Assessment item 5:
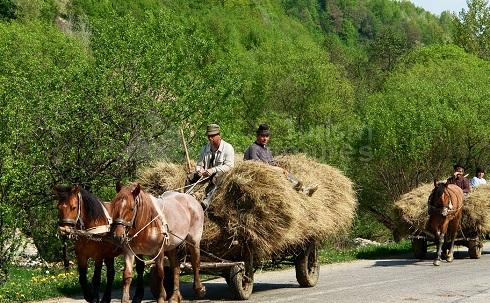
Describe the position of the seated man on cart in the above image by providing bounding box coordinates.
[446,164,471,195]
[187,123,235,210]
[244,123,317,196]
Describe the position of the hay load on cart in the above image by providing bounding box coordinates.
[137,154,357,299]
[394,183,490,259]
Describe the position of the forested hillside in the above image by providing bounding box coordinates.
[1,0,489,283]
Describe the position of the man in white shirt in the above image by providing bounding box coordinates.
[188,123,234,209]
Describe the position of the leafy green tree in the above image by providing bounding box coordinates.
[454,0,490,60]
[356,45,490,237]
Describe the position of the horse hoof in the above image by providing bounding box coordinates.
[446,255,454,263]
[195,285,207,299]
[433,259,441,266]
[168,294,183,303]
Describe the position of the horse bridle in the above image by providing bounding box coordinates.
[59,192,84,229]
[429,187,459,217]
[112,194,141,233]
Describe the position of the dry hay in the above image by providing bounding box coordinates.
[206,160,306,259]
[275,154,357,240]
[394,183,490,235]
[461,185,490,234]
[136,161,188,193]
[394,183,433,231]
[136,154,357,260]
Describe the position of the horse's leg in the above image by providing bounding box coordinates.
[91,259,103,303]
[77,255,94,302]
[132,257,145,303]
[167,249,183,303]
[154,254,167,303]
[434,231,445,266]
[101,257,114,303]
[121,253,135,303]
[446,218,460,263]
[187,239,206,299]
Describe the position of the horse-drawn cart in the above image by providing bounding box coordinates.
[177,238,319,300]
[395,183,490,262]
[138,155,357,300]
[410,228,483,260]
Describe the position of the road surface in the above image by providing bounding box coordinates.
[39,243,490,302]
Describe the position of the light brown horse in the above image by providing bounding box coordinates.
[54,185,145,303]
[111,183,206,303]
[428,181,464,266]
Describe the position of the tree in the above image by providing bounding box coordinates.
[356,45,490,237]
[454,0,490,60]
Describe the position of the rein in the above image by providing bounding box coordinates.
[114,193,170,265]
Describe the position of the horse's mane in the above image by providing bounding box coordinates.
[80,188,107,221]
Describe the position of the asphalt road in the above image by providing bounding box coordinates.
[39,243,490,303]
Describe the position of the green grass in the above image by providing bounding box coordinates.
[319,240,412,264]
[0,267,80,302]
[0,241,412,302]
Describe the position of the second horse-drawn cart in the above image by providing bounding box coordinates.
[395,182,489,262]
[410,228,483,260]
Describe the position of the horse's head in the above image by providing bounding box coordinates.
[53,185,81,236]
[429,181,453,216]
[111,183,141,243]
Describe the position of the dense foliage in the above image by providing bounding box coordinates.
[0,0,489,286]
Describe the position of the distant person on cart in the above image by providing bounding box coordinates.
[470,166,487,188]
[244,123,317,196]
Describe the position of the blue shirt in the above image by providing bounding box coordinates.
[470,176,487,188]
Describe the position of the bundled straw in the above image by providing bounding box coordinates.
[137,154,357,260]
[394,183,490,235]
[137,161,188,193]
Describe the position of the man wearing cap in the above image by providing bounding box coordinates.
[244,124,317,196]
[470,166,487,188]
[244,124,275,164]
[190,123,235,209]
[446,164,471,194]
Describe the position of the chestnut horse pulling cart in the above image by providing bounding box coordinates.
[395,182,488,264]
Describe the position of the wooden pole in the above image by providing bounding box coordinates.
[180,127,192,173]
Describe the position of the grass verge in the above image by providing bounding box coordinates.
[0,240,412,302]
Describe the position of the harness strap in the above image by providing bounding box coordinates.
[99,200,112,225]
[150,195,170,245]
[84,199,113,234]
[76,192,84,230]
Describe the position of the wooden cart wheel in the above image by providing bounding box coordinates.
[411,238,427,259]
[150,266,174,299]
[229,264,254,300]
[468,239,482,259]
[295,241,319,287]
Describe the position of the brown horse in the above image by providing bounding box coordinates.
[54,185,145,303]
[111,183,206,303]
[428,181,464,266]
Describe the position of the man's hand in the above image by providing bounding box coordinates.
[202,168,214,177]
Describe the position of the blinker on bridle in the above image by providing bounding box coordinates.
[113,194,140,229]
